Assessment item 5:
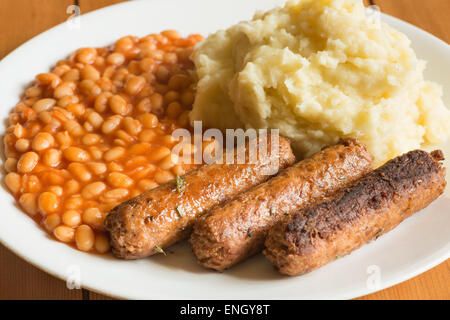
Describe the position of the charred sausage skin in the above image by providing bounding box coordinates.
[264,150,446,276]
[104,134,295,259]
[190,139,374,271]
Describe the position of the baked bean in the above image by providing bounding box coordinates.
[19,193,38,216]
[32,98,56,113]
[148,146,171,162]
[88,146,104,160]
[54,226,75,243]
[15,139,30,152]
[138,129,157,142]
[128,143,151,155]
[101,115,122,134]
[164,90,180,104]
[101,188,129,202]
[64,119,84,136]
[48,185,63,197]
[4,157,18,172]
[115,37,134,54]
[136,98,151,113]
[163,52,178,65]
[32,132,55,151]
[77,48,97,64]
[158,154,179,170]
[125,156,148,168]
[166,102,182,118]
[138,179,158,191]
[156,65,170,82]
[125,76,146,95]
[114,139,126,147]
[154,170,175,184]
[24,175,41,193]
[12,124,25,138]
[94,92,112,113]
[137,113,158,128]
[87,162,107,175]
[95,234,110,253]
[150,93,164,116]
[161,134,177,146]
[177,110,190,127]
[108,162,124,172]
[54,82,74,99]
[106,52,125,66]
[65,196,83,210]
[5,172,21,193]
[168,74,190,90]
[62,210,81,227]
[122,117,142,136]
[82,133,101,146]
[83,80,102,96]
[82,208,103,228]
[64,180,80,195]
[58,95,80,108]
[161,29,180,40]
[17,152,39,173]
[68,163,92,182]
[64,147,90,162]
[4,31,203,253]
[42,149,61,167]
[115,130,134,143]
[109,95,129,115]
[44,214,61,231]
[103,146,125,161]
[55,131,72,147]
[47,171,68,187]
[36,73,61,88]
[67,103,86,117]
[128,164,156,180]
[172,164,186,176]
[26,86,43,98]
[81,64,100,81]
[38,191,59,215]
[62,69,80,82]
[107,172,134,188]
[86,110,104,128]
[75,225,95,251]
[81,182,106,199]
[180,90,195,107]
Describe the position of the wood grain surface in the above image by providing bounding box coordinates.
[0,0,449,300]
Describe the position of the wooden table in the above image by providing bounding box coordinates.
[0,0,449,300]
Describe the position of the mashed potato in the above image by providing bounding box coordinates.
[190,0,450,166]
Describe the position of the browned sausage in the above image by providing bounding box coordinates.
[104,134,295,259]
[263,150,446,276]
[190,139,374,271]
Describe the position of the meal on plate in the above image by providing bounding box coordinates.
[2,0,449,276]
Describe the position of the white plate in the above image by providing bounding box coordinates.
[0,0,449,300]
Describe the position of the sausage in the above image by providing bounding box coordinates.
[263,150,446,276]
[104,134,295,259]
[190,139,374,271]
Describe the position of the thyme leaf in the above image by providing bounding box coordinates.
[375,229,383,240]
[153,245,166,255]
[176,175,185,193]
[176,206,184,218]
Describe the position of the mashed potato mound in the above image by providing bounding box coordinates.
[190,0,450,166]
